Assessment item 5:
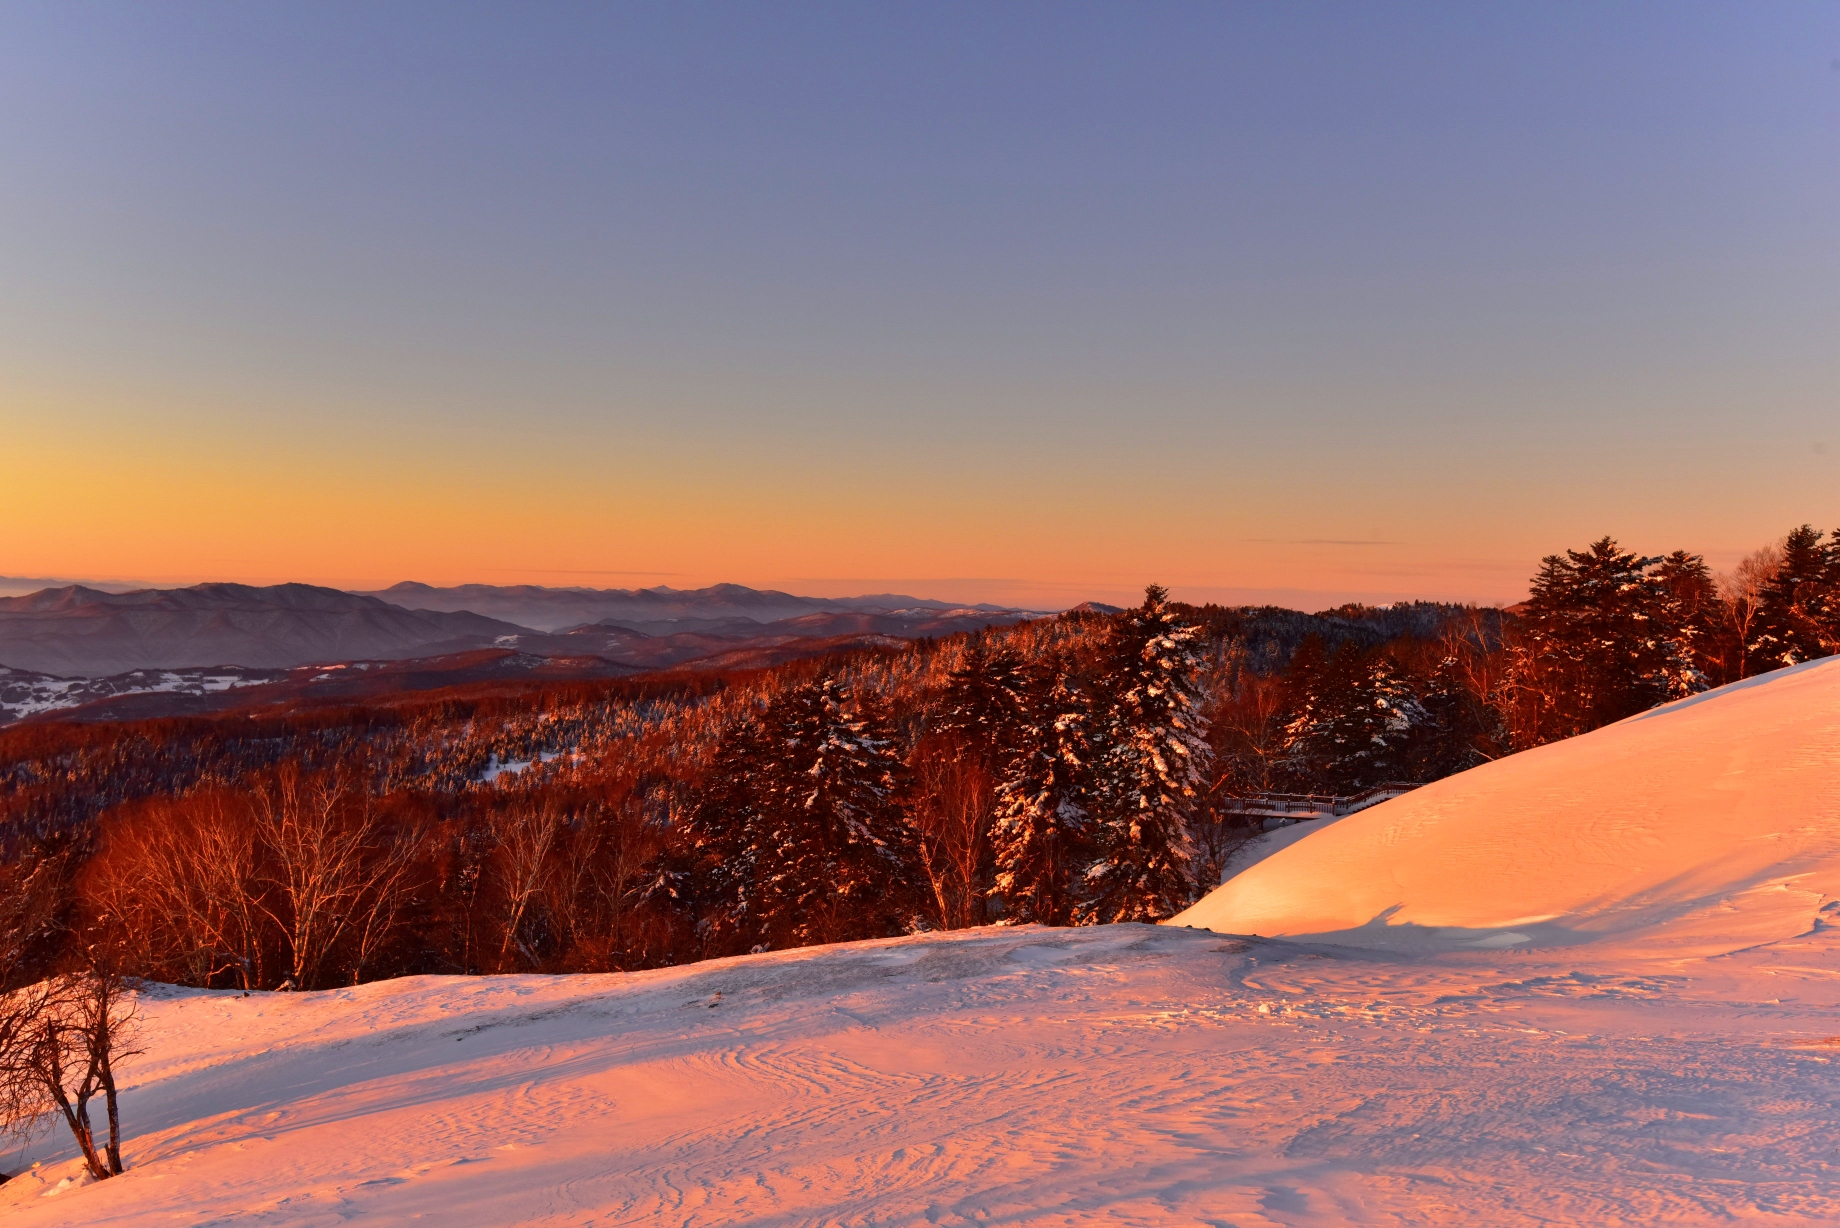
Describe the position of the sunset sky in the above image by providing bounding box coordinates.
[4,3,1836,610]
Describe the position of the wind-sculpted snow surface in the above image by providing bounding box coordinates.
[1176,656,1840,957]
[7,922,1840,1225]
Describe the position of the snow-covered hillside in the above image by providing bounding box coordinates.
[1175,656,1840,957]
[8,658,1840,1225]
[0,664,285,724]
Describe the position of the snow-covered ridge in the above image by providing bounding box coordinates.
[1176,655,1840,957]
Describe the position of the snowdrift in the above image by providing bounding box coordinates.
[1174,657,1840,956]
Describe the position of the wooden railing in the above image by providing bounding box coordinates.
[1216,781,1421,822]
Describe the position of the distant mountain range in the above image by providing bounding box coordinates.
[488,609,1023,670]
[356,581,1021,634]
[0,581,1046,708]
[0,584,527,677]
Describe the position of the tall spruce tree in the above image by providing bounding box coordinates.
[932,638,1029,773]
[1515,537,1701,743]
[1746,525,1840,674]
[1409,650,1501,782]
[1280,643,1428,793]
[679,678,920,952]
[1081,585,1213,923]
[1651,549,1725,691]
[677,713,775,955]
[991,657,1090,926]
[757,678,921,948]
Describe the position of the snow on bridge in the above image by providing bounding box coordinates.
[1219,781,1421,828]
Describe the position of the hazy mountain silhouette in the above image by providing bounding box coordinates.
[0,583,531,676]
[0,580,1044,684]
[360,581,1026,633]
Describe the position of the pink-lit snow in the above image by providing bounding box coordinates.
[5,659,1840,1225]
[1174,655,1840,958]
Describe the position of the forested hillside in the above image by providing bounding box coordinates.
[2,528,1835,993]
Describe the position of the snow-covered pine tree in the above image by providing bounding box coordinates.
[931,637,1029,773]
[1279,643,1427,793]
[758,678,921,948]
[1746,525,1840,674]
[1514,537,1702,743]
[991,656,1090,926]
[1408,648,1502,782]
[675,712,775,955]
[1650,549,1723,694]
[1080,585,1214,924]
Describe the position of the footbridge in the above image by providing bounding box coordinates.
[1219,781,1421,830]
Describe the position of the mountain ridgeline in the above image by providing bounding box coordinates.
[0,583,526,677]
[357,581,1021,634]
[0,582,1043,721]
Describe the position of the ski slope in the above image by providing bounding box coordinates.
[6,659,1840,1225]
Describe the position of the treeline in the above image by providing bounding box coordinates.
[1,525,1836,994]
[1209,530,1840,796]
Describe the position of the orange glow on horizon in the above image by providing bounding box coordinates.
[6,378,1827,611]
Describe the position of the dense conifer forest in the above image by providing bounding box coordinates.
[2,527,1836,994]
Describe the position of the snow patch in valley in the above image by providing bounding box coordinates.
[478,749,563,782]
[0,665,280,722]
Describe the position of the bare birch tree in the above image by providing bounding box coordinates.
[253,770,416,990]
[1,955,139,1182]
[490,803,566,971]
[1720,542,1785,680]
[88,796,266,990]
[909,745,993,929]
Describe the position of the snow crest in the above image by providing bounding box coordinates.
[1174,656,1840,957]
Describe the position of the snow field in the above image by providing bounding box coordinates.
[6,921,1840,1226]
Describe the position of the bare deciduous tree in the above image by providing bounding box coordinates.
[253,769,417,990]
[1202,650,1291,796]
[490,803,566,971]
[87,796,266,990]
[587,792,651,969]
[1,947,139,1183]
[550,787,660,972]
[0,978,57,1168]
[909,743,993,929]
[1720,542,1785,680]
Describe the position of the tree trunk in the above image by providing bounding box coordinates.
[49,1086,109,1181]
[100,1052,123,1174]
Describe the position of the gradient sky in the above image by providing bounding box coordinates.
[3,3,1836,609]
